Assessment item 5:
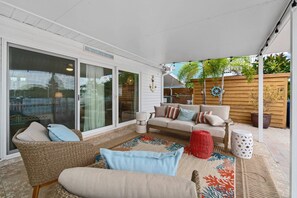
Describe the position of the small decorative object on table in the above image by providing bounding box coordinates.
[136,112,147,133]
[190,130,213,159]
[231,129,253,159]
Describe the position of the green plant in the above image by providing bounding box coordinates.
[177,62,199,88]
[250,85,284,113]
[253,53,290,74]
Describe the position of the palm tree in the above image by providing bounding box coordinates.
[177,61,199,89]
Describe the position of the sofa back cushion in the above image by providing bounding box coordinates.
[165,106,180,119]
[59,167,198,198]
[161,103,179,108]
[154,106,167,117]
[200,105,230,121]
[100,148,184,176]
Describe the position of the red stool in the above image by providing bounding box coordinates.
[190,130,213,159]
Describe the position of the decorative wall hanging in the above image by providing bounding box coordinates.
[210,86,222,97]
[149,75,157,92]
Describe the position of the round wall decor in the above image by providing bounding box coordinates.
[210,86,222,97]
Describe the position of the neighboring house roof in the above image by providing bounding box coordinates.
[164,73,185,88]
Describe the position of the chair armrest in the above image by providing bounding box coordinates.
[191,170,201,198]
[149,112,155,119]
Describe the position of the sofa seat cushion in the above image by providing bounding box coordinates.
[193,124,225,138]
[59,167,198,198]
[167,120,196,132]
[148,117,172,128]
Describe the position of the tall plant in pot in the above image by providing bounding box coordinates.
[250,85,284,128]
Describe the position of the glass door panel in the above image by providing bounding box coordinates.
[118,71,139,123]
[8,46,75,153]
[80,63,113,132]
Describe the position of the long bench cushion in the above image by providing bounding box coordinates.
[59,167,198,198]
[201,105,230,121]
[148,117,173,128]
[167,120,196,132]
[193,124,225,138]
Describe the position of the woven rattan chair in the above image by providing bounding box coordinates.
[12,128,97,198]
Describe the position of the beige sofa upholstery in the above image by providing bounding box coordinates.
[57,167,200,198]
[147,103,232,151]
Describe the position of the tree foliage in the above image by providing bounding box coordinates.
[253,53,290,74]
[177,62,199,88]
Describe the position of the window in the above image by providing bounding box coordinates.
[118,71,139,123]
[8,45,76,153]
[80,63,113,131]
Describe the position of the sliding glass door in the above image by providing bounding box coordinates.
[8,45,75,153]
[118,70,139,123]
[80,63,113,131]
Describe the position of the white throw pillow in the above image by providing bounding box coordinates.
[17,121,50,141]
[205,115,225,126]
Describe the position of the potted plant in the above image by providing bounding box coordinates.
[250,85,283,128]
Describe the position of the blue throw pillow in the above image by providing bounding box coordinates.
[176,108,196,121]
[47,124,80,142]
[100,147,184,176]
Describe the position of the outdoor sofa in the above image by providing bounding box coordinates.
[147,103,232,151]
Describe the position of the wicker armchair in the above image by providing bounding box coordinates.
[12,128,97,198]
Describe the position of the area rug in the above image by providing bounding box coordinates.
[98,135,236,198]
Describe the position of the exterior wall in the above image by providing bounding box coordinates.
[193,73,289,128]
[0,16,161,158]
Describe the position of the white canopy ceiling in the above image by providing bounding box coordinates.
[0,0,290,66]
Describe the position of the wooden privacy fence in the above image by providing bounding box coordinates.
[164,88,193,104]
[192,73,290,128]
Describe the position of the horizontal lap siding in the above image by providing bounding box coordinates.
[193,73,289,128]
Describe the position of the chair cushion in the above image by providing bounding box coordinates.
[16,121,50,141]
[176,108,196,121]
[201,105,230,120]
[167,120,196,132]
[48,124,80,142]
[148,117,172,127]
[205,115,225,126]
[193,124,225,138]
[59,167,198,198]
[100,148,184,176]
[154,106,167,117]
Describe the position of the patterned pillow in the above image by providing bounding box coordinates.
[195,111,212,124]
[165,106,180,119]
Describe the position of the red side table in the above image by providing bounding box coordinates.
[190,130,213,159]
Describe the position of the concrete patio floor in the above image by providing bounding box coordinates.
[0,123,290,198]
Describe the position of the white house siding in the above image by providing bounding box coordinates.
[0,16,161,158]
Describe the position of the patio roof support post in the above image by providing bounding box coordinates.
[290,5,297,197]
[258,55,264,142]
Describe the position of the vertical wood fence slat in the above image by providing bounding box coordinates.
[192,73,290,128]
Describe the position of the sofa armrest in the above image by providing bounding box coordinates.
[223,119,233,151]
[224,118,233,125]
[149,112,155,119]
[191,170,201,198]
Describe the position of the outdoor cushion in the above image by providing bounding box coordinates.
[100,148,184,176]
[48,124,80,142]
[59,167,197,198]
[167,120,196,132]
[176,108,196,121]
[179,104,200,121]
[195,111,212,124]
[201,105,230,121]
[148,117,172,128]
[205,115,225,126]
[154,106,167,117]
[165,106,180,119]
[193,124,225,138]
[17,121,50,141]
[160,102,179,108]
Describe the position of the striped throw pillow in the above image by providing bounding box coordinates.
[165,106,180,119]
[195,111,212,124]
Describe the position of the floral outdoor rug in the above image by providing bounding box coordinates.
[97,135,236,198]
